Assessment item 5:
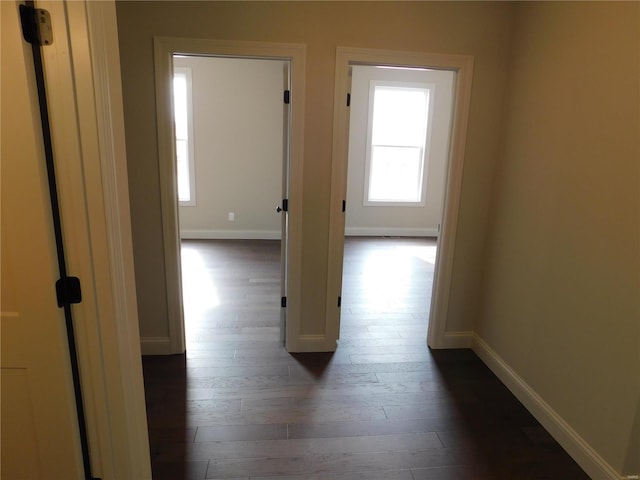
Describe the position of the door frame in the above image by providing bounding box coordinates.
[326,47,474,349]
[153,37,305,353]
[17,0,152,477]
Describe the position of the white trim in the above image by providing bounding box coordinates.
[154,37,305,354]
[154,38,187,355]
[288,335,337,353]
[472,335,625,480]
[345,227,438,237]
[180,229,281,240]
[140,337,174,356]
[438,331,474,349]
[43,1,151,478]
[327,47,474,351]
[82,3,152,478]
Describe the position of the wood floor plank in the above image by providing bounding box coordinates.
[213,380,437,402]
[151,461,209,480]
[336,336,430,348]
[185,356,298,368]
[153,405,389,428]
[349,353,434,364]
[185,365,290,378]
[195,424,287,443]
[204,447,465,478]
[289,361,436,375]
[411,465,494,480]
[253,469,414,480]
[159,432,443,463]
[239,390,453,413]
[287,417,464,440]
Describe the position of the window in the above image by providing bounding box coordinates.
[173,67,196,205]
[364,81,433,205]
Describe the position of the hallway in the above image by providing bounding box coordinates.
[142,238,588,479]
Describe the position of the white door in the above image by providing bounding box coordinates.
[1,2,83,478]
[280,61,292,345]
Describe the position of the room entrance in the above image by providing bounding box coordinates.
[339,65,454,341]
[171,55,289,348]
[327,48,475,349]
[153,38,305,354]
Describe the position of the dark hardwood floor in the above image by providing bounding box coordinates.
[142,237,589,480]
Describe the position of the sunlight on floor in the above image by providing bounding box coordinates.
[410,244,437,264]
[181,247,220,320]
[360,243,436,311]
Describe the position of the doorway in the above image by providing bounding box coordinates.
[340,65,455,339]
[153,38,305,354]
[327,47,474,349]
[170,55,288,347]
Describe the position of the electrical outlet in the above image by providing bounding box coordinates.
[228,212,235,221]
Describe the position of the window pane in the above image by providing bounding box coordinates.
[173,75,188,140]
[176,139,190,201]
[371,87,429,147]
[368,146,423,202]
[173,70,193,203]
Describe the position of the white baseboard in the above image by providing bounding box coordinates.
[472,334,625,480]
[287,334,337,353]
[180,229,281,240]
[344,227,438,237]
[429,330,473,349]
[140,336,173,355]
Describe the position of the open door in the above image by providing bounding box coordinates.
[279,61,292,345]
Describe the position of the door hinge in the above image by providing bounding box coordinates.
[281,296,287,308]
[284,90,291,104]
[342,200,346,212]
[346,93,351,107]
[337,296,342,308]
[20,5,54,46]
[55,276,82,308]
[282,198,288,212]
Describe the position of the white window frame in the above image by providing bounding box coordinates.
[363,80,435,207]
[173,66,196,206]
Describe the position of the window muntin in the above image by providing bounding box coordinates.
[364,82,432,205]
[173,67,196,205]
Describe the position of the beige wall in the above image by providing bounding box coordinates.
[116,1,515,337]
[116,1,639,474]
[345,65,454,236]
[175,56,285,239]
[479,2,640,475]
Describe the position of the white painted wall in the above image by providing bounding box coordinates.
[345,66,454,237]
[175,56,286,239]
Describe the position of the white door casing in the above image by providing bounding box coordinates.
[327,47,474,349]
